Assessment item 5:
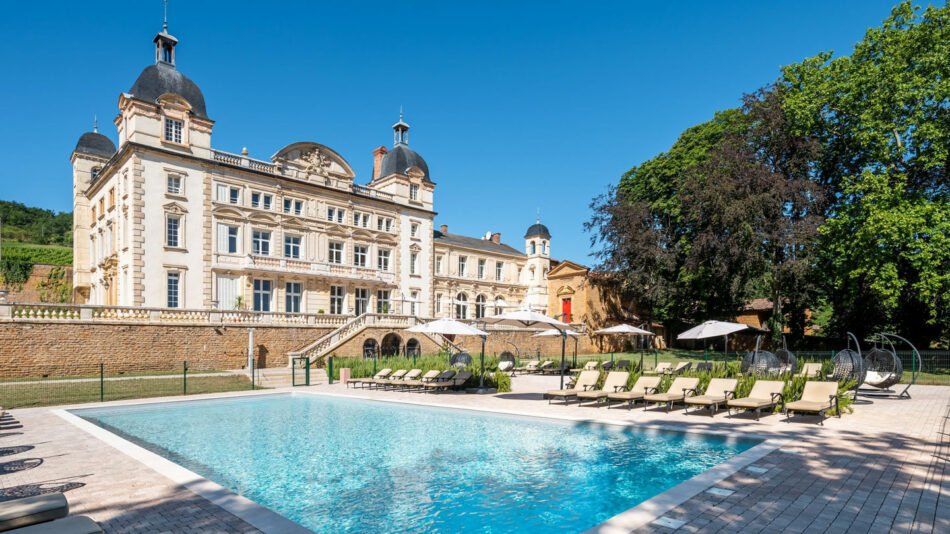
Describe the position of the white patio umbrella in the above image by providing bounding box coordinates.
[407,318,490,389]
[594,323,656,371]
[483,310,572,388]
[677,320,751,361]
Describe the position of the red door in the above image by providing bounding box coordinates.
[561,298,572,323]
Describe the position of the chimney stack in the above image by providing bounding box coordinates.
[440,224,448,234]
[372,146,387,179]
[490,232,501,244]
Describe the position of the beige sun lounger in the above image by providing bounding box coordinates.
[0,493,68,532]
[670,362,692,375]
[546,370,600,404]
[425,370,472,391]
[727,380,785,420]
[535,361,554,373]
[349,368,392,388]
[382,369,422,388]
[785,381,840,425]
[6,516,103,534]
[399,369,442,389]
[644,377,701,411]
[645,362,672,375]
[367,369,406,388]
[576,371,630,405]
[606,376,662,408]
[797,362,823,378]
[513,360,540,373]
[684,378,738,416]
[571,361,600,372]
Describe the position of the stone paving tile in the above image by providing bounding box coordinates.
[2,377,948,533]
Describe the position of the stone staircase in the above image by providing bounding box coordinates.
[287,313,452,365]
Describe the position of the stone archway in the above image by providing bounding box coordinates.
[381,333,402,356]
[406,338,421,357]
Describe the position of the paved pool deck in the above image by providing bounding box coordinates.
[1,374,947,533]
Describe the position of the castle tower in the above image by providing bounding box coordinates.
[522,219,551,314]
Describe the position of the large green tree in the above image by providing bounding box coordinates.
[780,1,950,344]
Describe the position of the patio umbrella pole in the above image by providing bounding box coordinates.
[560,331,567,389]
[479,335,486,388]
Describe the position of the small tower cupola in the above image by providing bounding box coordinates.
[393,108,409,146]
[154,2,178,67]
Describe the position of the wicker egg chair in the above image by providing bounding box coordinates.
[498,352,517,373]
[741,350,782,376]
[775,337,798,374]
[831,349,866,387]
[863,347,903,389]
[450,352,473,369]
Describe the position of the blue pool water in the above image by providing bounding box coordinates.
[75,394,758,532]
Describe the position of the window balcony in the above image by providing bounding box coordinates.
[213,253,396,284]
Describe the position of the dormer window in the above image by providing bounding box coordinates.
[409,184,419,201]
[164,118,182,144]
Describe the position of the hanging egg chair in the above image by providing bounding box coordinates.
[498,351,517,372]
[774,335,798,375]
[450,352,473,369]
[741,336,783,376]
[831,333,865,387]
[863,347,902,389]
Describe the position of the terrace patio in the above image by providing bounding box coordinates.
[1,374,947,533]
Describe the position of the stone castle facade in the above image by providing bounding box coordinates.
[70,24,551,319]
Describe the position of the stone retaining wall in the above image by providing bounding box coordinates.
[0,322,332,379]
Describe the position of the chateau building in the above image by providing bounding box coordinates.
[70,24,550,319]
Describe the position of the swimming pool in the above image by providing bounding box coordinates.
[75,394,759,532]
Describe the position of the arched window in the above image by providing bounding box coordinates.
[381,333,402,356]
[475,294,487,319]
[455,293,468,320]
[530,241,536,254]
[363,338,379,358]
[494,297,505,316]
[542,241,547,254]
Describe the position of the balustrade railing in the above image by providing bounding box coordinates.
[1,302,350,327]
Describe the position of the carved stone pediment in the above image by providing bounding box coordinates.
[163,202,188,215]
[271,142,356,180]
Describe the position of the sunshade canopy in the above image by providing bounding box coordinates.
[532,329,583,338]
[594,324,655,336]
[407,318,488,337]
[677,320,750,340]
[482,310,571,330]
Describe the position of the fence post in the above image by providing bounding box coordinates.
[704,347,709,362]
[305,357,310,386]
[183,361,188,396]
[328,357,334,385]
[99,363,104,402]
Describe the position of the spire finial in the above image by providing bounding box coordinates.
[537,207,541,224]
[399,105,403,122]
[93,115,98,133]
[163,0,168,32]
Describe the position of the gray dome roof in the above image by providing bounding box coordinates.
[74,132,116,159]
[379,144,429,180]
[128,63,208,119]
[525,223,551,239]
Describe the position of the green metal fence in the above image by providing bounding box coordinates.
[292,357,311,387]
[0,363,257,409]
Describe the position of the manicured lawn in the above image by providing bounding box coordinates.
[0,375,257,409]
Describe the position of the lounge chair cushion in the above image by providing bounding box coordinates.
[684,395,728,406]
[0,493,68,532]
[727,397,776,409]
[5,516,103,534]
[784,400,833,413]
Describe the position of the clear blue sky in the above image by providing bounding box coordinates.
[0,0,902,263]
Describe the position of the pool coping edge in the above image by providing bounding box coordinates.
[53,407,314,534]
